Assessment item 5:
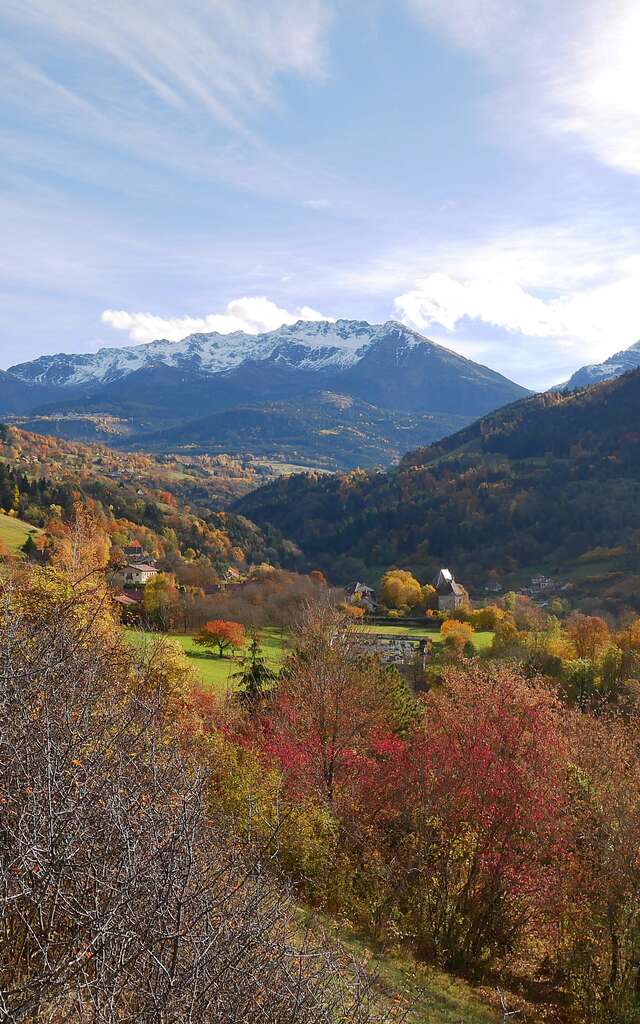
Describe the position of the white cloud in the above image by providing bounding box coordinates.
[101,297,334,343]
[406,0,640,174]
[396,264,640,352]
[393,230,640,386]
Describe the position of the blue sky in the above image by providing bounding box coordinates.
[2,0,640,388]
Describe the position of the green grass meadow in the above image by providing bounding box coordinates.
[355,622,494,653]
[298,910,497,1024]
[126,626,288,692]
[126,621,494,691]
[0,513,40,554]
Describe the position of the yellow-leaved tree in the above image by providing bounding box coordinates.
[48,501,111,581]
[380,569,422,611]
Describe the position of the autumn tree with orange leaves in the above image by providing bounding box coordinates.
[567,612,610,661]
[195,619,246,658]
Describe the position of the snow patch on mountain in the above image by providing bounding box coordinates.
[561,340,640,391]
[9,319,432,388]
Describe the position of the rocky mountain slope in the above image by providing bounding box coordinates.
[9,320,376,387]
[9,320,522,403]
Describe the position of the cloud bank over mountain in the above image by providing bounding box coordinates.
[101,298,333,344]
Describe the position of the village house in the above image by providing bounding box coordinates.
[123,562,158,587]
[531,575,554,591]
[433,568,469,612]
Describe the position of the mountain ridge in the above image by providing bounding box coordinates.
[9,320,403,387]
[9,319,528,403]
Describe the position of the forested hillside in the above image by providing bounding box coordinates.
[236,371,640,616]
[0,424,296,571]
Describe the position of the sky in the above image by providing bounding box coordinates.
[2,0,640,389]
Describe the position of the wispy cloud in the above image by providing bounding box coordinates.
[405,0,640,174]
[102,297,334,343]
[304,198,331,210]
[3,0,332,132]
[0,4,358,214]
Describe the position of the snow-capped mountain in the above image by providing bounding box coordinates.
[561,340,640,391]
[4,319,530,469]
[9,320,388,387]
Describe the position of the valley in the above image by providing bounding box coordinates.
[7,5,640,1018]
[4,332,640,1024]
[237,369,640,619]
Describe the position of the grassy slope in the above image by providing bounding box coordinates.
[301,911,497,1024]
[0,513,39,554]
[126,627,288,692]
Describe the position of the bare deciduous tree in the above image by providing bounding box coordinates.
[0,573,385,1023]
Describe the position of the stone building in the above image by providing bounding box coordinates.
[433,568,469,612]
[345,581,377,613]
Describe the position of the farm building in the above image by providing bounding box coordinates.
[352,632,431,671]
[112,592,141,623]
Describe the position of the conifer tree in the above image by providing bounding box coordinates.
[233,631,277,703]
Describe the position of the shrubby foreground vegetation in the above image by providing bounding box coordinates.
[4,514,640,1022]
[0,559,383,1022]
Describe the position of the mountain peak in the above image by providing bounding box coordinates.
[3,316,531,466]
[7,317,528,427]
[7,318,432,388]
[562,338,640,391]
